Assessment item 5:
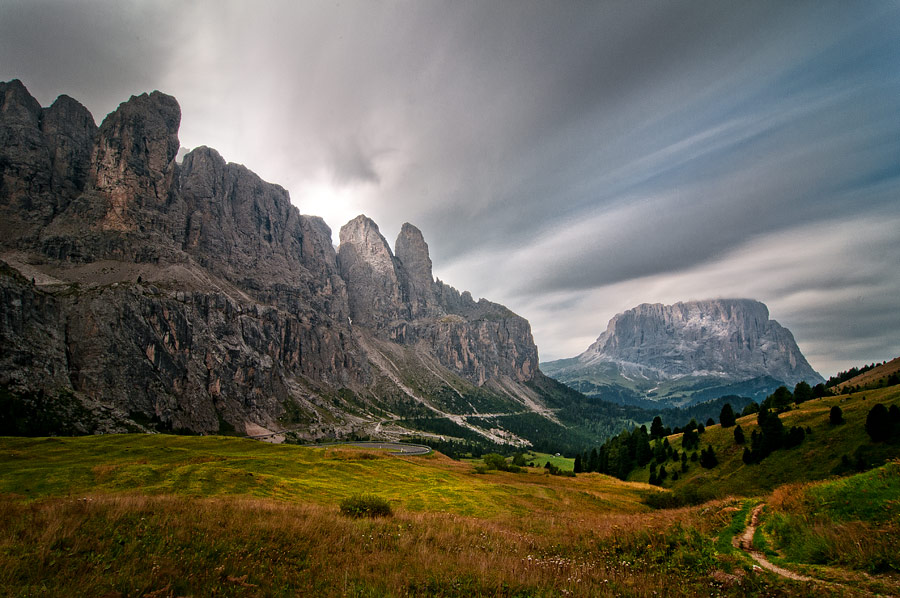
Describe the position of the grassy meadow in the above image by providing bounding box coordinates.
[1,386,898,596]
[629,385,900,498]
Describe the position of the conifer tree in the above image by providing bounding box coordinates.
[793,381,813,404]
[719,403,736,428]
[866,403,891,442]
[699,445,718,468]
[829,405,843,425]
[588,448,600,473]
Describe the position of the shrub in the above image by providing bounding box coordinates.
[719,403,736,428]
[339,494,393,518]
[865,404,891,442]
[829,405,843,425]
[784,426,805,448]
[699,445,718,469]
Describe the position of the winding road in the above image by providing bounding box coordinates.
[308,441,432,455]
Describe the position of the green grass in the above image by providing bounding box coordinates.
[0,434,645,519]
[0,432,888,596]
[628,385,900,498]
[806,460,900,522]
[760,461,900,575]
[526,451,575,471]
[715,499,759,555]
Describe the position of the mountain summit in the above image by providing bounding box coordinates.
[542,299,823,406]
[0,80,558,444]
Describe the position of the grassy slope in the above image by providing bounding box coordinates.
[754,461,900,594]
[0,434,832,597]
[0,435,642,519]
[836,356,900,391]
[4,386,898,596]
[628,385,900,498]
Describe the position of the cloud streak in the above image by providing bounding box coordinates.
[1,0,898,376]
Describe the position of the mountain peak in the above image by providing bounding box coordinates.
[544,298,822,406]
[337,214,403,329]
[395,223,435,319]
[585,298,821,383]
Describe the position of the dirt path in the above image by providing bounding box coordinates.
[733,503,816,582]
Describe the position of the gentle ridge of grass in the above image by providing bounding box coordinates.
[0,434,647,520]
[628,386,900,499]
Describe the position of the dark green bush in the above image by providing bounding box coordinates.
[339,494,393,518]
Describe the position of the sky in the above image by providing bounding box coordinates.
[2,0,899,377]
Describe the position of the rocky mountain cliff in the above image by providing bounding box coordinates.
[0,80,556,445]
[542,299,823,407]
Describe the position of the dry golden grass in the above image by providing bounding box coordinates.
[0,435,859,596]
[0,492,808,597]
[836,356,900,391]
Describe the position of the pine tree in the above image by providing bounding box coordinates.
[588,448,600,473]
[719,403,736,428]
[793,381,813,404]
[829,405,843,425]
[742,447,754,464]
[573,454,583,474]
[733,424,745,445]
[866,403,891,442]
[784,426,805,448]
[635,426,652,466]
[699,445,718,468]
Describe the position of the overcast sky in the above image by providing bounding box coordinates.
[2,0,899,377]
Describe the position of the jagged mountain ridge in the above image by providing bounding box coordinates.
[0,79,554,444]
[542,299,823,406]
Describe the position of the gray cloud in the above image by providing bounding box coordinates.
[1,0,898,377]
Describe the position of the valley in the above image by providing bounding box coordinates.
[1,76,899,597]
[1,386,897,596]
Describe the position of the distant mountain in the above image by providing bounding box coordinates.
[0,79,583,447]
[542,299,823,407]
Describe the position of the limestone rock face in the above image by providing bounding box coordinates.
[337,215,405,330]
[42,95,99,205]
[582,299,822,385]
[92,91,180,230]
[543,298,822,406]
[0,80,98,243]
[337,216,538,384]
[395,223,437,319]
[0,80,545,439]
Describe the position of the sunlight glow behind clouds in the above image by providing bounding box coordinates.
[2,0,899,377]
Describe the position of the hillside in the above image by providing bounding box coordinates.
[834,356,900,392]
[1,432,877,597]
[0,79,597,450]
[628,384,900,501]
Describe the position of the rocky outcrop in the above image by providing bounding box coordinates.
[585,299,821,384]
[395,222,438,319]
[337,215,538,385]
[0,80,546,440]
[543,299,822,405]
[0,80,98,244]
[338,215,406,331]
[92,91,180,230]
